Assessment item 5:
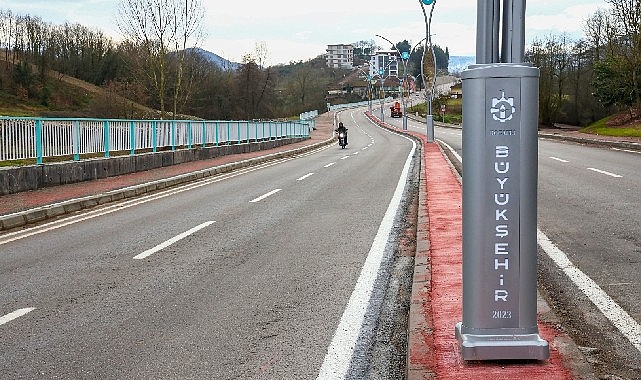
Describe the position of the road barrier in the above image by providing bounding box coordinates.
[0,117,312,164]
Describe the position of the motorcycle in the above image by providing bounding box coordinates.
[338,132,347,149]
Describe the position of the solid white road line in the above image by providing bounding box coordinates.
[537,229,641,353]
[587,167,623,178]
[437,139,462,163]
[0,308,35,326]
[249,189,282,203]
[316,137,417,379]
[133,221,215,260]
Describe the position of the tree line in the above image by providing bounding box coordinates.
[7,1,632,128]
[527,0,641,127]
[0,2,346,120]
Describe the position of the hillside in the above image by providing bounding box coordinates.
[187,48,240,71]
[0,51,157,119]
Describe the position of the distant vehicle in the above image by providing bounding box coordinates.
[390,101,402,118]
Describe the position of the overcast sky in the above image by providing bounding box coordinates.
[2,0,607,65]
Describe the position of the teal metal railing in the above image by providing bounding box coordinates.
[0,117,314,164]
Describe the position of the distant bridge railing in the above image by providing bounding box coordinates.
[328,97,393,112]
[0,117,313,164]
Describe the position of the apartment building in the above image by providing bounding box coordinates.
[369,50,400,78]
[326,44,354,69]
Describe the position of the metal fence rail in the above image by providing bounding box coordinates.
[0,117,313,164]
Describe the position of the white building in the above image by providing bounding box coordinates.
[326,44,354,69]
[369,50,400,79]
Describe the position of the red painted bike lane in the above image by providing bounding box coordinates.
[366,113,575,379]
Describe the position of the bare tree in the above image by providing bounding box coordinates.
[117,0,204,119]
[171,0,204,117]
[237,42,274,119]
[605,0,641,111]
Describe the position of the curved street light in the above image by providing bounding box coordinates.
[419,0,437,143]
[357,63,374,112]
[376,34,409,129]
[376,58,398,124]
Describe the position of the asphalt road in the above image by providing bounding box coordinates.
[381,108,641,378]
[0,111,417,378]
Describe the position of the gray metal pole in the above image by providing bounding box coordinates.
[501,0,525,63]
[456,0,549,361]
[476,0,501,64]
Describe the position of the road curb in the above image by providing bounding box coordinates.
[539,132,641,151]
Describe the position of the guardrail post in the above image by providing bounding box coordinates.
[103,120,110,158]
[73,120,80,161]
[187,121,192,149]
[202,122,207,147]
[35,119,43,165]
[215,122,219,146]
[152,120,157,152]
[130,121,136,155]
[171,120,176,151]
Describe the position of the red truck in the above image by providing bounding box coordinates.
[390,101,402,118]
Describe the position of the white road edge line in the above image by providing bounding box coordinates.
[249,189,282,203]
[438,139,462,163]
[316,135,417,379]
[549,156,569,163]
[133,221,215,260]
[297,173,314,181]
[587,167,622,178]
[0,307,35,326]
[537,229,641,353]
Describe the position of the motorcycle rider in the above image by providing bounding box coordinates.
[335,122,348,145]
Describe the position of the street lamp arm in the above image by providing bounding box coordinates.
[419,0,437,142]
[375,34,395,51]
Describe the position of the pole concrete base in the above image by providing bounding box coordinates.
[426,114,434,142]
[455,322,549,360]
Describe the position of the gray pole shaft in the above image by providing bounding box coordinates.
[476,0,500,64]
[457,0,548,360]
[501,0,525,63]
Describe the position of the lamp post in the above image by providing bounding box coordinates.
[358,64,374,112]
[419,0,437,143]
[372,55,398,124]
[378,68,385,123]
[376,34,411,130]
